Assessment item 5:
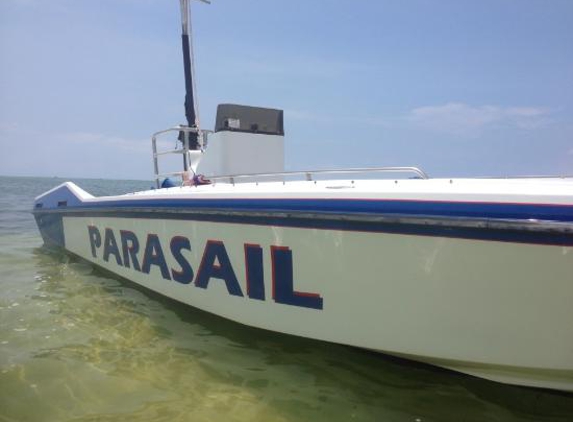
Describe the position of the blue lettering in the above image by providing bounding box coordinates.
[271,246,323,310]
[87,228,323,310]
[170,236,194,284]
[120,230,141,271]
[244,244,265,301]
[103,228,123,266]
[88,225,101,258]
[195,240,243,296]
[142,234,171,280]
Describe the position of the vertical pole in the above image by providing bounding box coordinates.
[152,135,160,189]
[183,130,190,171]
[180,0,199,149]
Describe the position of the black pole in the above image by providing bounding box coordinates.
[179,0,199,151]
[181,33,197,131]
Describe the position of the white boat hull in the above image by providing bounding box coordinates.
[61,214,573,392]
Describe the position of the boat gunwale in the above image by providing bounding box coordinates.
[32,205,573,248]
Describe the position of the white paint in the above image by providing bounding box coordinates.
[196,131,284,177]
[89,176,573,207]
[63,215,573,391]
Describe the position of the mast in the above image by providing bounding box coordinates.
[178,0,209,154]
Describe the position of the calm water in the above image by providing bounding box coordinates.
[1,175,572,422]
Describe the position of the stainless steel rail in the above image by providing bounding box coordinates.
[151,126,212,188]
[152,125,429,188]
[209,166,429,184]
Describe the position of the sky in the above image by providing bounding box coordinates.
[1,0,572,180]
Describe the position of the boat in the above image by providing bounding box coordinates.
[33,0,573,392]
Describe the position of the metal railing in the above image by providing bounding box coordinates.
[152,126,428,187]
[208,167,429,185]
[151,126,212,188]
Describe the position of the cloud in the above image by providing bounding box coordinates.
[60,131,149,154]
[0,125,149,153]
[226,56,377,79]
[407,102,551,136]
[0,124,153,179]
[286,103,552,135]
[0,122,18,132]
[285,109,335,123]
[350,116,393,128]
[285,109,393,128]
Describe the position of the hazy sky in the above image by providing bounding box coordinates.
[1,0,572,180]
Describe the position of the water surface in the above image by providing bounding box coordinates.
[1,175,572,422]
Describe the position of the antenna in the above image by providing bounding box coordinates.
[179,0,210,169]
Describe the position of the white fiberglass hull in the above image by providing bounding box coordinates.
[33,178,573,392]
[60,215,573,392]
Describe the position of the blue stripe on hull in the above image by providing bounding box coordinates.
[32,183,573,246]
[72,198,573,223]
[34,208,573,247]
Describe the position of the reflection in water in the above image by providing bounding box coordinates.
[1,176,573,421]
[0,247,570,422]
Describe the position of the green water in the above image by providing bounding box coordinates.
[1,175,572,422]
